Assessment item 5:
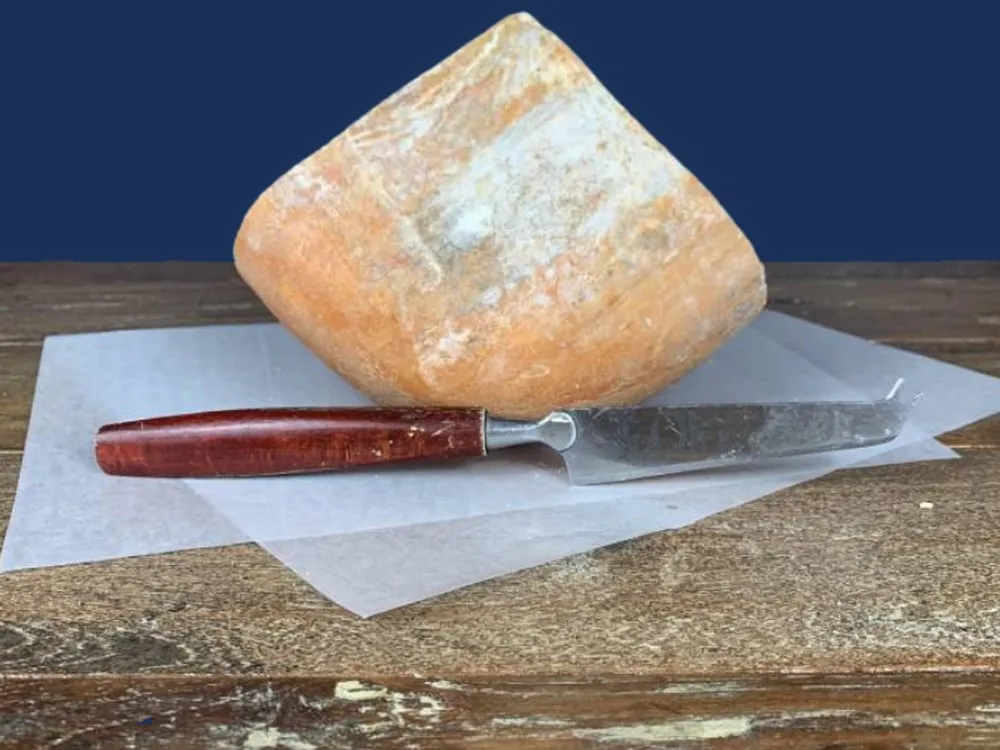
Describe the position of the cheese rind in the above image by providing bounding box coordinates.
[234,12,767,418]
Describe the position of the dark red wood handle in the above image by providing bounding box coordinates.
[94,407,486,478]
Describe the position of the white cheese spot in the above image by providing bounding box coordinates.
[445,203,495,251]
[270,162,340,213]
[480,286,502,307]
[433,328,472,362]
[411,81,686,294]
[244,231,262,252]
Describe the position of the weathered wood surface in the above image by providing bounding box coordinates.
[3,672,1000,749]
[1,262,999,746]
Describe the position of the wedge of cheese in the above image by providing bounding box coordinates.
[234,12,766,418]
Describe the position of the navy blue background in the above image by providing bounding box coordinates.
[4,2,998,263]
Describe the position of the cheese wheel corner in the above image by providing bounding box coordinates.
[233,13,767,418]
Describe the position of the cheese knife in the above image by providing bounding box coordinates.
[94,380,914,485]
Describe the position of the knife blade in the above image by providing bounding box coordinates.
[550,379,915,485]
[94,379,915,485]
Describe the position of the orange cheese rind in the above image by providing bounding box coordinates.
[234,12,767,418]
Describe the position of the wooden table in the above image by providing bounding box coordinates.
[1,261,998,748]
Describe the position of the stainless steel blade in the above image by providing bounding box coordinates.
[559,379,915,485]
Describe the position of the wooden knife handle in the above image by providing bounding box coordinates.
[94,407,486,478]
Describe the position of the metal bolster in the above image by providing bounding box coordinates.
[484,411,577,453]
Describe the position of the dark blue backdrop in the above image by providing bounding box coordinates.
[4,2,998,263]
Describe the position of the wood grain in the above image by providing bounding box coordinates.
[2,262,999,746]
[2,672,1000,749]
[2,447,999,677]
[95,407,486,478]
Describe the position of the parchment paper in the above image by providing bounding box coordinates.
[260,431,959,616]
[4,309,991,618]
[184,325,939,544]
[249,311,1000,616]
[260,463,903,617]
[1,316,949,575]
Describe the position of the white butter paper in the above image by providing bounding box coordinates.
[250,312,1000,616]
[1,316,947,573]
[3,310,994,618]
[183,325,937,544]
[261,435,958,616]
